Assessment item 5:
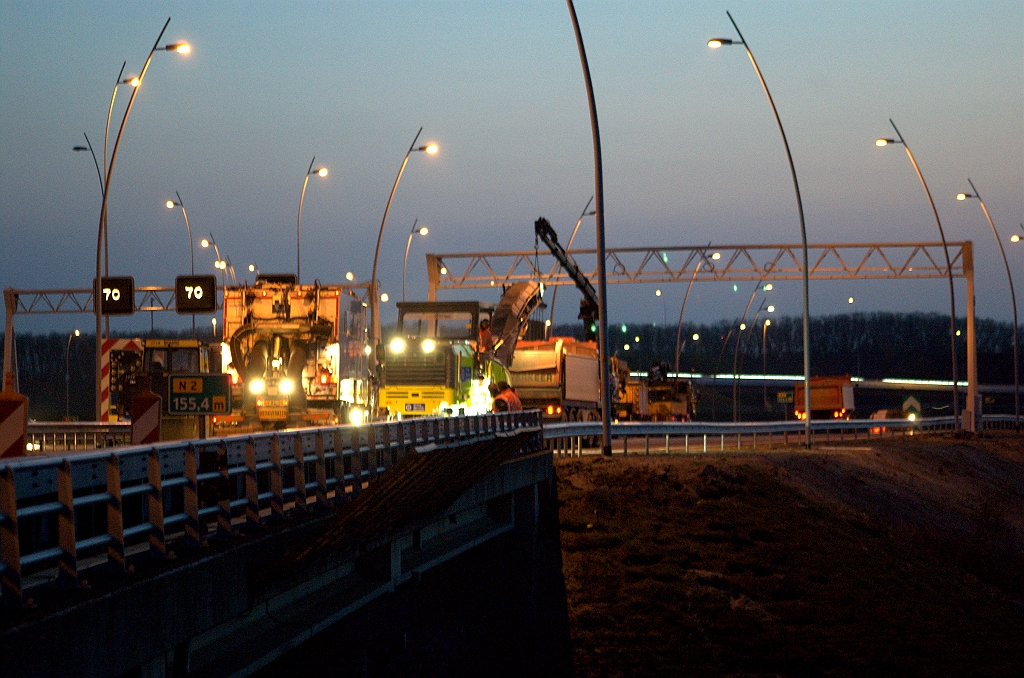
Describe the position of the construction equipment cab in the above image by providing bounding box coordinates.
[380,281,543,418]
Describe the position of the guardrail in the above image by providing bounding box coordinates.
[0,411,541,606]
[26,422,131,453]
[543,415,979,455]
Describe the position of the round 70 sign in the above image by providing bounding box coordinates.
[168,374,231,415]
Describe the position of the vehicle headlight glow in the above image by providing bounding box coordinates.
[279,378,295,395]
[348,407,365,425]
[389,337,407,354]
[249,378,266,395]
[421,338,436,353]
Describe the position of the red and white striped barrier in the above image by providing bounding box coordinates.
[0,390,28,458]
[130,389,162,445]
[101,338,143,422]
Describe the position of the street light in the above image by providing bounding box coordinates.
[733,281,765,422]
[297,156,328,284]
[73,134,104,199]
[166,191,196,335]
[201,233,236,286]
[763,318,771,412]
[403,219,429,302]
[708,11,812,447]
[958,179,1018,428]
[655,289,666,326]
[566,0,613,456]
[369,127,438,419]
[674,246,714,373]
[66,329,80,421]
[95,17,189,420]
[876,119,960,429]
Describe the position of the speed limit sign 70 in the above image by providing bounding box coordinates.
[175,275,218,314]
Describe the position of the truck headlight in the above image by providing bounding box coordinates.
[389,337,406,354]
[421,338,436,353]
[249,378,266,395]
[279,378,295,395]
[348,407,365,425]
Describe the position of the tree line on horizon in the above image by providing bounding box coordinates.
[1,312,1017,420]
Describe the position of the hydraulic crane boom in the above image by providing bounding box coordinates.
[534,217,598,336]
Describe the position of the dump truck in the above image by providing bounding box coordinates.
[619,363,698,421]
[794,375,855,420]
[505,337,601,421]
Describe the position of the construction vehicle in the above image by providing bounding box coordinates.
[379,281,543,418]
[505,337,601,421]
[110,338,216,440]
[618,361,698,421]
[794,375,855,420]
[219,274,368,431]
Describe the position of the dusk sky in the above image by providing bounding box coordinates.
[1,1,1021,335]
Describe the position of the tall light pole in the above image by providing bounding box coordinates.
[166,191,195,335]
[546,197,595,334]
[876,120,959,429]
[762,317,771,413]
[201,234,235,286]
[732,282,764,422]
[297,157,328,284]
[66,329,80,421]
[566,0,613,456]
[403,219,429,302]
[93,17,190,420]
[73,133,104,198]
[708,11,811,447]
[674,246,713,373]
[369,127,438,419]
[958,179,1018,428]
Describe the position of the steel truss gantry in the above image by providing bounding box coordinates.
[426,241,980,431]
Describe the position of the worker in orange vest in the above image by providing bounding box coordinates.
[490,381,522,412]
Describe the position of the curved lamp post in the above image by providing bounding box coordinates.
[957,179,1018,428]
[876,120,959,429]
[369,127,438,419]
[732,282,764,421]
[201,233,235,286]
[402,219,429,302]
[93,17,189,420]
[546,197,595,334]
[66,329,80,420]
[566,0,613,456]
[167,191,195,335]
[674,245,714,373]
[709,11,811,447]
[73,134,104,198]
[297,157,328,284]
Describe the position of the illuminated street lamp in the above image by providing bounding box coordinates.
[958,179,1018,428]
[402,219,429,302]
[876,120,960,429]
[566,0,613,455]
[297,157,328,284]
[708,11,812,446]
[166,191,196,335]
[94,18,189,420]
[369,127,438,419]
[762,318,771,412]
[66,329,80,421]
[732,282,765,421]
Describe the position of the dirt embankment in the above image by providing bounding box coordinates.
[558,433,1024,677]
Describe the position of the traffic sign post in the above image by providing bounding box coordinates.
[167,374,231,416]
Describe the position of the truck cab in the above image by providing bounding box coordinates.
[380,301,503,418]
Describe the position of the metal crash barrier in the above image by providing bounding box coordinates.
[26,422,131,453]
[544,415,983,456]
[0,411,541,606]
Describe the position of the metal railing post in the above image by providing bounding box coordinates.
[184,444,202,546]
[147,447,167,558]
[106,453,126,573]
[0,467,23,605]
[270,435,285,520]
[292,434,307,515]
[315,431,328,507]
[57,460,79,588]
[244,437,260,528]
